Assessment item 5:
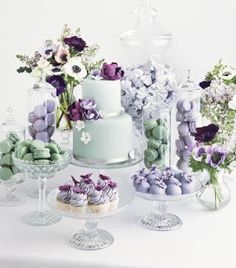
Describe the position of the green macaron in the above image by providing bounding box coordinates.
[33,148,51,159]
[157,145,166,158]
[145,130,152,139]
[0,167,13,181]
[147,138,161,150]
[152,158,165,169]
[30,139,45,152]
[16,144,29,159]
[22,153,34,162]
[50,153,62,162]
[46,143,60,154]
[0,140,13,154]
[143,119,157,131]
[35,159,50,165]
[144,158,152,169]
[144,148,158,162]
[152,125,167,141]
[2,153,13,166]
[8,132,20,144]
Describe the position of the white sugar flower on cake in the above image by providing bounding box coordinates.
[80,132,91,144]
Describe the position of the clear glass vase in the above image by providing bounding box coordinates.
[28,83,56,142]
[197,171,231,210]
[142,103,170,169]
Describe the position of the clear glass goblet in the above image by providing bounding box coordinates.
[13,152,71,226]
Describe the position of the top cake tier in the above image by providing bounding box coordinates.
[82,79,123,115]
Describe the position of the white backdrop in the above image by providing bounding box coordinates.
[1,0,236,124]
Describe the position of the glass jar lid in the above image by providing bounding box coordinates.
[0,107,25,134]
[120,0,172,63]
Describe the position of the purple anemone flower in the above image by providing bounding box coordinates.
[199,80,211,89]
[63,36,86,52]
[206,146,227,168]
[194,124,219,143]
[101,62,124,80]
[46,75,66,96]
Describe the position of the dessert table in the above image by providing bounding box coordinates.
[0,164,234,268]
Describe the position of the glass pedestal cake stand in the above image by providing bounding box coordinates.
[13,152,71,226]
[137,179,203,231]
[47,177,134,250]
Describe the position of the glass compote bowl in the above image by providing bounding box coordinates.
[13,151,71,226]
[136,178,203,231]
[47,177,134,250]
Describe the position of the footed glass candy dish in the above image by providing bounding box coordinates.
[132,166,204,231]
[136,178,203,231]
[13,146,71,226]
[47,177,134,250]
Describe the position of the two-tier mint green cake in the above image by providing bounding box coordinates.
[73,76,133,163]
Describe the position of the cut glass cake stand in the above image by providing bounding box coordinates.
[47,177,134,250]
[13,151,71,226]
[136,178,203,231]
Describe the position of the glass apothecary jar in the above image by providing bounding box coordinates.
[143,103,170,169]
[0,107,25,206]
[27,83,56,142]
[171,73,202,171]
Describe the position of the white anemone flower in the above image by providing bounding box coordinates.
[219,66,236,81]
[80,132,91,144]
[63,57,87,81]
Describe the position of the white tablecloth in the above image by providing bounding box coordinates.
[0,164,235,268]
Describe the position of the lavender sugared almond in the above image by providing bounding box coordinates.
[132,166,194,196]
[56,173,119,214]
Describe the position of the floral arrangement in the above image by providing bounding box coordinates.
[189,143,234,209]
[68,98,102,144]
[17,25,103,130]
[199,61,236,144]
[121,60,179,131]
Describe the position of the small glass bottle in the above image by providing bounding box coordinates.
[143,102,171,169]
[27,83,56,142]
[0,107,25,206]
[171,71,202,171]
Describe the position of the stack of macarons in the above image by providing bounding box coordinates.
[143,118,168,169]
[56,173,119,215]
[132,166,194,196]
[175,99,197,171]
[28,99,56,143]
[0,132,21,181]
[14,139,66,165]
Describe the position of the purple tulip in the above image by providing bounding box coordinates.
[206,146,227,168]
[199,80,211,89]
[194,124,219,143]
[101,62,124,80]
[63,36,86,52]
[46,75,66,96]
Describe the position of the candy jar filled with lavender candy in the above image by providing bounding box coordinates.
[27,83,56,142]
[171,72,202,172]
[120,0,178,132]
[0,107,25,206]
[142,103,170,169]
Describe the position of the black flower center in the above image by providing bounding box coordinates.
[72,65,81,73]
[45,49,53,55]
[60,54,68,62]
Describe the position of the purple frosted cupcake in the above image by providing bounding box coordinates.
[56,184,72,211]
[80,173,95,195]
[88,185,110,213]
[70,187,88,214]
[97,174,112,188]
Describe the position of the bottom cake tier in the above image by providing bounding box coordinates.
[73,113,133,163]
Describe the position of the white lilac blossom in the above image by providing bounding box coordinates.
[121,60,178,131]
